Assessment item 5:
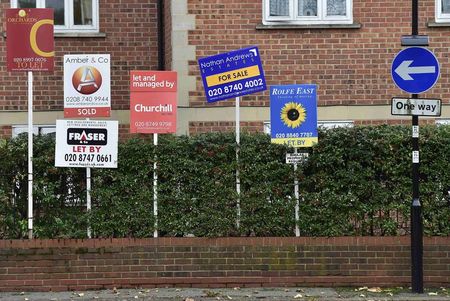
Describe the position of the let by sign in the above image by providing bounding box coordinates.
[6,8,54,72]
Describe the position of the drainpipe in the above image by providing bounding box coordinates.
[157,0,165,71]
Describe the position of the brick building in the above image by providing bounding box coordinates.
[0,0,449,138]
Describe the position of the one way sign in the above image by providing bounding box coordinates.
[391,47,440,94]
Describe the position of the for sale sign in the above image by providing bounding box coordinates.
[6,8,54,72]
[130,71,177,133]
[64,54,111,118]
[55,120,118,168]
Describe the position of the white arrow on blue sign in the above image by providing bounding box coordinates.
[391,47,440,94]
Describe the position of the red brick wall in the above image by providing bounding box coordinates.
[164,0,172,70]
[0,0,159,112]
[188,0,449,109]
[0,237,449,292]
[0,125,11,138]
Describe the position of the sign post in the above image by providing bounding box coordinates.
[130,70,178,237]
[391,1,441,292]
[198,46,267,228]
[270,84,318,236]
[6,8,54,239]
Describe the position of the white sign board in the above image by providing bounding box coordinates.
[64,54,111,118]
[286,153,309,164]
[391,97,441,116]
[55,120,118,168]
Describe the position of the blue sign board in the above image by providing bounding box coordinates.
[198,46,266,103]
[270,84,318,148]
[391,47,440,94]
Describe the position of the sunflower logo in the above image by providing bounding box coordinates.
[280,102,306,129]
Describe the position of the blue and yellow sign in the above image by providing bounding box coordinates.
[270,84,318,147]
[198,46,266,103]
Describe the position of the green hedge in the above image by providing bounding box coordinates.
[0,125,449,239]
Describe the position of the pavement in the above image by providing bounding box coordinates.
[0,287,449,301]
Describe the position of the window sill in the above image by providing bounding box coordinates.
[256,23,361,30]
[2,32,106,38]
[427,21,450,27]
[55,32,106,38]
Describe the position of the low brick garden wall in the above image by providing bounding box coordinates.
[0,237,449,292]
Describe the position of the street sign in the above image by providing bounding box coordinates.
[6,8,54,72]
[391,97,441,116]
[64,54,111,118]
[55,120,118,168]
[391,47,439,94]
[286,152,309,164]
[270,84,318,148]
[130,71,177,133]
[198,46,266,102]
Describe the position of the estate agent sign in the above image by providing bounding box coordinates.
[6,8,54,72]
[64,54,111,118]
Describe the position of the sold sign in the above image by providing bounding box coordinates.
[6,8,54,72]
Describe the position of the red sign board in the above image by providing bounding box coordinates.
[6,8,54,72]
[130,71,177,134]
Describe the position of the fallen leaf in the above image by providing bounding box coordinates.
[233,287,240,290]
[294,293,303,299]
[428,292,438,296]
[387,293,394,297]
[359,294,366,297]
[367,287,382,293]
[226,296,232,300]
[78,293,85,297]
[358,287,369,291]
[185,298,195,301]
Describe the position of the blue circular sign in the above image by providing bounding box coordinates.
[391,47,440,94]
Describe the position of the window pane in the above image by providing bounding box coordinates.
[442,0,450,13]
[74,0,93,25]
[18,0,37,8]
[327,0,346,16]
[270,0,290,16]
[45,0,65,25]
[298,0,317,16]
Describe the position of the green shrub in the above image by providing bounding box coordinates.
[0,125,449,239]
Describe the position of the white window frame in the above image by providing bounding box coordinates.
[263,120,353,135]
[12,125,56,138]
[11,0,99,33]
[436,0,450,22]
[263,0,353,25]
[318,120,354,129]
[435,119,450,125]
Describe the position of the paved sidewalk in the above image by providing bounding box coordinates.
[0,287,449,301]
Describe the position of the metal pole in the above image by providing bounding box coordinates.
[411,109,423,293]
[410,0,424,293]
[86,167,92,238]
[27,71,33,239]
[294,148,300,237]
[153,133,158,237]
[235,97,241,229]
